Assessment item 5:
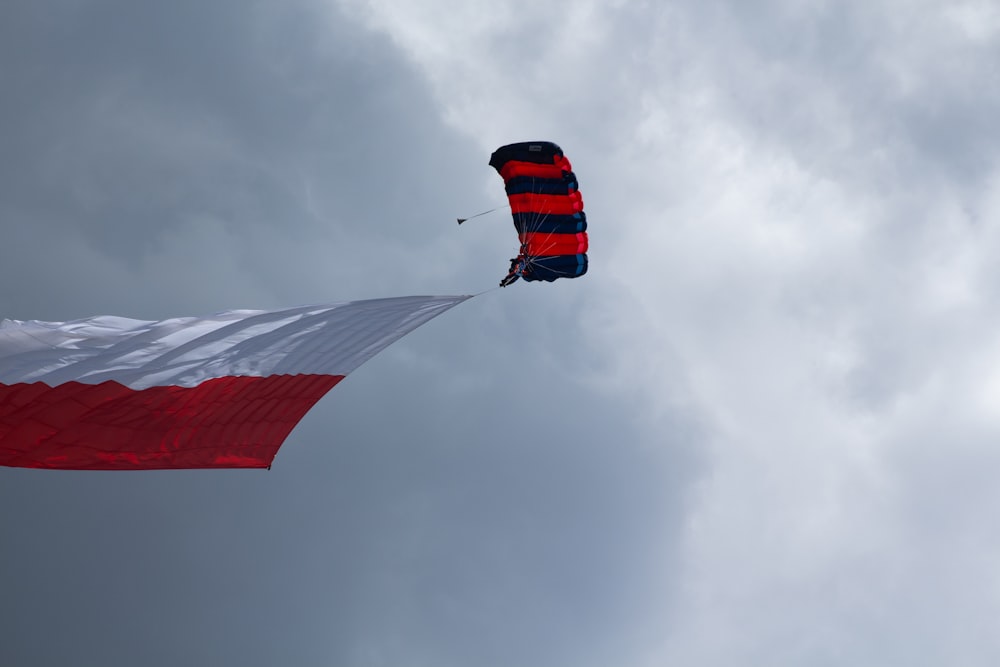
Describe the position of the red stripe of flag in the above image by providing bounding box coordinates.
[0,374,343,470]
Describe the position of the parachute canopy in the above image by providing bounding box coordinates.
[489,141,588,285]
[0,295,469,470]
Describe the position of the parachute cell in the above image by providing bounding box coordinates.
[0,295,469,470]
[489,141,589,285]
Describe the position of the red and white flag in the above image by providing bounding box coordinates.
[0,295,469,470]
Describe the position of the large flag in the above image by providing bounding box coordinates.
[0,295,470,470]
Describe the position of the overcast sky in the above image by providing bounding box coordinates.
[2,1,1000,665]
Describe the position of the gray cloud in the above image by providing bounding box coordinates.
[0,0,488,316]
[5,0,1000,665]
[0,2,694,666]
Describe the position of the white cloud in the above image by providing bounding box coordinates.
[336,1,1000,663]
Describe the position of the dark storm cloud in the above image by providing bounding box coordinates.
[0,0,486,316]
[0,2,695,666]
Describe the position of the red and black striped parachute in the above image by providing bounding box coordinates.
[488,141,588,286]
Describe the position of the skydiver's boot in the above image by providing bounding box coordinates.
[499,273,520,287]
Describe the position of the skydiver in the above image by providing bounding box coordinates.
[499,257,522,287]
